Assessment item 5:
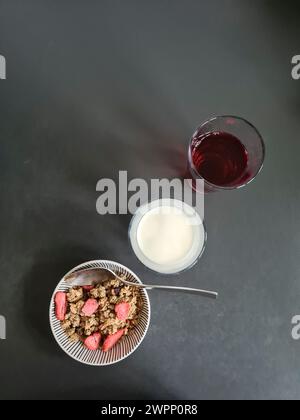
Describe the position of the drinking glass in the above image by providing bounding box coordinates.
[188,116,265,192]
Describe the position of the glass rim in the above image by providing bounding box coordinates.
[188,115,266,191]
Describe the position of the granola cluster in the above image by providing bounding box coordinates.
[60,276,142,346]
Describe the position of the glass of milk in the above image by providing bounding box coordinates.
[129,199,207,275]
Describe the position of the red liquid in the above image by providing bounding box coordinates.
[191,131,248,186]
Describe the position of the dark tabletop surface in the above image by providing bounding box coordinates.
[1,0,300,400]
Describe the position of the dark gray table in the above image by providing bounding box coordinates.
[1,0,300,400]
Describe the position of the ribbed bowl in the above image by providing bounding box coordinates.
[49,260,151,366]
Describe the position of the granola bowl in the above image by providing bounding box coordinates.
[49,260,151,366]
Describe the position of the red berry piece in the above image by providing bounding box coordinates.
[115,302,130,321]
[81,298,99,316]
[84,332,101,351]
[55,292,67,321]
[102,329,125,352]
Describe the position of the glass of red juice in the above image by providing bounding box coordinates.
[188,116,265,192]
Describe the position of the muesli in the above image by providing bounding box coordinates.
[54,275,142,351]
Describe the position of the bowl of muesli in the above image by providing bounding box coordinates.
[49,260,151,365]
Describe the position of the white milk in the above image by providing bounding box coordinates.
[129,199,206,274]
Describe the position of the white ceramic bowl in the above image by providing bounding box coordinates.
[49,260,151,366]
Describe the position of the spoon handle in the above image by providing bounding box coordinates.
[123,280,218,299]
[64,268,218,300]
[112,270,218,299]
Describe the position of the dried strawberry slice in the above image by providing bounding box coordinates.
[84,332,101,351]
[102,329,125,352]
[82,285,93,291]
[55,292,67,321]
[115,302,130,321]
[81,298,99,316]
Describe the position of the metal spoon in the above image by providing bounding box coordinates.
[64,268,218,300]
